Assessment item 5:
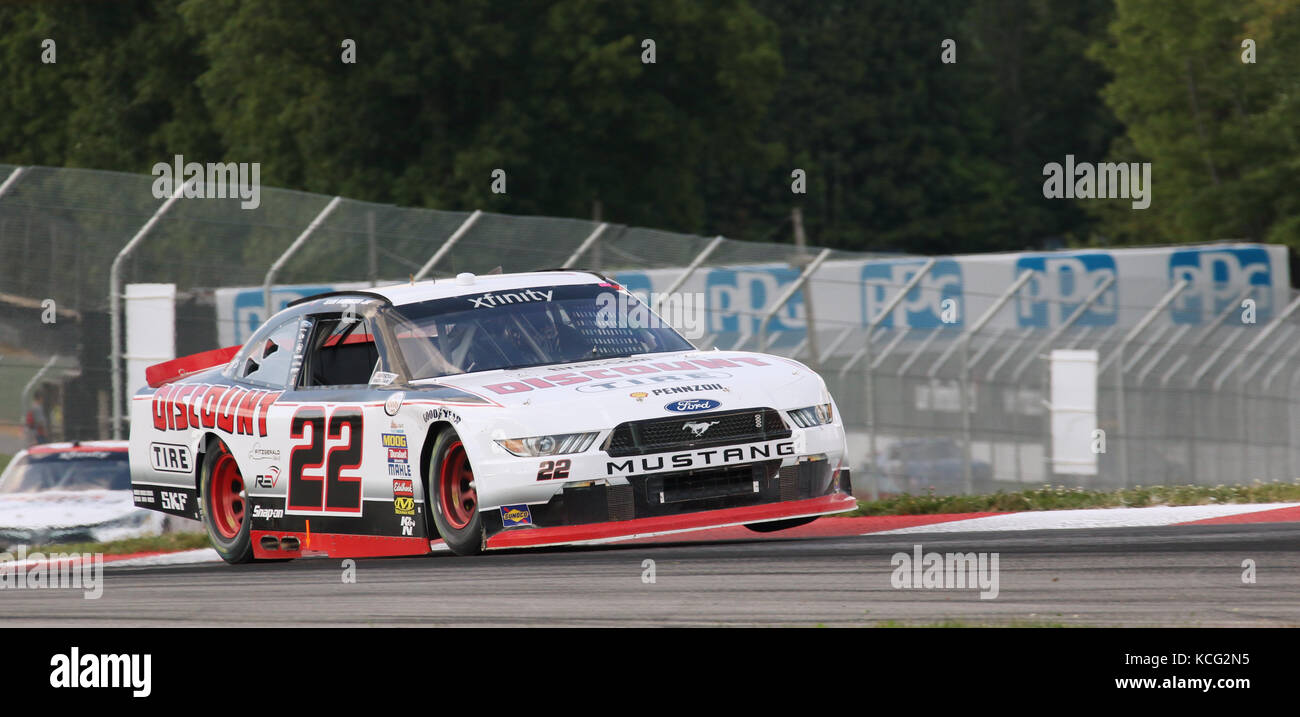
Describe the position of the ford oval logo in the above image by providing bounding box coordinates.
[665,399,721,413]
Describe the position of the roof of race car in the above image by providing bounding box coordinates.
[309,269,615,308]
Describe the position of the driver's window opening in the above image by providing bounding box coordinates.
[304,314,380,387]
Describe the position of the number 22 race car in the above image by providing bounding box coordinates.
[129,270,855,562]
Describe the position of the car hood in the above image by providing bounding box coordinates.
[412,349,829,429]
[0,490,143,531]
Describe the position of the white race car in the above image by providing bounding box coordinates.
[0,441,167,547]
[129,270,854,562]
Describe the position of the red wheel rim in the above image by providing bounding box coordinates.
[210,450,245,540]
[439,441,476,530]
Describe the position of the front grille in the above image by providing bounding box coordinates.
[644,465,761,504]
[605,407,790,457]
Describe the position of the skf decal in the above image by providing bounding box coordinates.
[394,496,415,515]
[149,442,193,474]
[605,441,796,476]
[161,491,188,512]
[151,384,280,438]
[500,504,533,527]
[482,357,768,395]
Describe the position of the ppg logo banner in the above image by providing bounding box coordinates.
[213,242,1287,356]
[1168,247,1274,324]
[703,266,804,336]
[862,259,964,328]
[1013,252,1119,328]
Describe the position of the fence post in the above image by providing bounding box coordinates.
[1210,295,1300,392]
[956,270,1035,493]
[1113,280,1189,489]
[0,166,26,199]
[563,222,609,267]
[109,174,200,439]
[756,248,831,354]
[413,209,482,281]
[1008,274,1116,382]
[261,196,343,324]
[860,259,938,485]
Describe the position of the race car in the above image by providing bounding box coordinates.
[129,269,855,563]
[0,441,167,547]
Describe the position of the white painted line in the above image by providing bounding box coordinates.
[870,502,1300,535]
[108,549,222,567]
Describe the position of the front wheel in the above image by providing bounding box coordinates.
[744,516,818,533]
[200,438,253,564]
[427,429,484,555]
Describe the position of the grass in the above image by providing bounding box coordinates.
[848,480,1300,516]
[21,532,211,556]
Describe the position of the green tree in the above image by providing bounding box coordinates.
[1090,0,1300,248]
[179,0,781,233]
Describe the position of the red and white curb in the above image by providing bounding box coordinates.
[867,502,1300,535]
[0,547,222,572]
[6,502,1297,570]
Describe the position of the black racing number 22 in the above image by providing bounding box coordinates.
[287,405,364,513]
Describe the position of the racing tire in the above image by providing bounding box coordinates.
[744,516,818,533]
[428,428,485,556]
[200,438,254,564]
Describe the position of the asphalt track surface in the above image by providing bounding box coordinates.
[4,522,1299,627]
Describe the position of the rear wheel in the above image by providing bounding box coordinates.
[744,516,818,533]
[428,429,484,555]
[200,438,253,564]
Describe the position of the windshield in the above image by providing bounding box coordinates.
[389,283,695,379]
[0,451,131,494]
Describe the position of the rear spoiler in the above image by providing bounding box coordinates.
[145,346,241,388]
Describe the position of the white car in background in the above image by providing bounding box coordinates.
[0,441,167,547]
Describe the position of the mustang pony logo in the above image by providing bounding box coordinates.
[682,421,720,437]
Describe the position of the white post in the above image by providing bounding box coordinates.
[109,174,200,439]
